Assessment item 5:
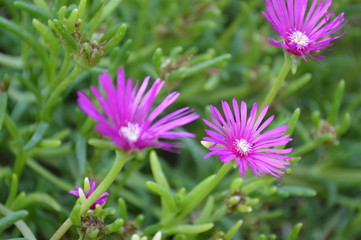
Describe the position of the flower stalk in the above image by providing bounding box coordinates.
[50,150,130,240]
[172,162,234,224]
[261,51,291,108]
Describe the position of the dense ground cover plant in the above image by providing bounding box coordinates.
[0,0,360,239]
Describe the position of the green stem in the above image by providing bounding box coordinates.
[210,205,227,222]
[42,65,85,120]
[261,52,291,108]
[144,163,233,235]
[55,48,72,88]
[49,218,72,240]
[50,150,130,240]
[173,162,233,224]
[13,150,28,177]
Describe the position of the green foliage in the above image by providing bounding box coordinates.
[0,0,360,239]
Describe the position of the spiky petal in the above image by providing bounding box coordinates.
[77,67,199,152]
[203,99,293,178]
[263,0,346,61]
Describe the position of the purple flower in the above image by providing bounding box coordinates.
[78,67,199,152]
[69,179,109,209]
[203,99,293,178]
[262,0,346,61]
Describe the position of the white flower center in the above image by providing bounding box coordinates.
[235,138,252,155]
[120,122,141,142]
[289,31,309,48]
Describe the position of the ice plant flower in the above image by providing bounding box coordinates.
[78,67,199,152]
[203,99,293,178]
[69,178,109,209]
[262,0,346,61]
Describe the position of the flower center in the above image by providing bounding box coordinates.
[289,31,309,48]
[234,138,252,156]
[120,122,141,142]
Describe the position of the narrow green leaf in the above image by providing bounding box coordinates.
[5,238,31,240]
[13,1,50,20]
[242,178,275,195]
[277,186,317,197]
[225,220,243,240]
[34,143,72,158]
[0,93,7,130]
[38,139,61,148]
[24,121,49,150]
[78,0,87,18]
[12,192,61,212]
[105,219,124,234]
[51,129,71,140]
[163,223,214,235]
[118,198,127,221]
[328,80,345,124]
[0,17,49,75]
[52,20,78,51]
[87,229,100,238]
[0,204,35,240]
[195,196,214,224]
[170,46,183,59]
[96,208,116,219]
[75,133,86,178]
[286,108,300,136]
[0,167,11,178]
[146,181,176,212]
[177,175,216,218]
[168,68,187,81]
[182,54,231,78]
[8,192,26,210]
[150,151,170,191]
[290,133,333,157]
[0,210,28,233]
[110,39,132,72]
[68,8,78,32]
[0,53,23,69]
[152,48,163,76]
[26,159,73,191]
[33,0,50,13]
[88,138,118,150]
[135,214,145,226]
[336,112,351,135]
[5,174,18,207]
[101,0,123,22]
[32,18,60,55]
[174,234,186,240]
[189,20,216,31]
[15,74,42,101]
[88,1,105,36]
[58,6,67,22]
[4,113,20,140]
[287,223,303,240]
[104,24,127,54]
[281,73,312,97]
[311,110,321,129]
[230,178,244,193]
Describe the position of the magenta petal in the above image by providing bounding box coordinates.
[203,100,293,178]
[263,0,346,62]
[69,180,110,210]
[77,67,198,152]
